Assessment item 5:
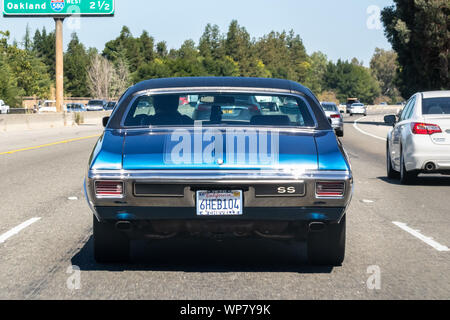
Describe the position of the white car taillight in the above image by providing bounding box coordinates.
[95,181,124,197]
[316,181,345,198]
[411,122,442,135]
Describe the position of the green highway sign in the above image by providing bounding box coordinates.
[2,0,115,17]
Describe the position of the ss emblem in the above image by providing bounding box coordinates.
[278,187,296,194]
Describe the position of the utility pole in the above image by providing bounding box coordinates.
[55,18,64,113]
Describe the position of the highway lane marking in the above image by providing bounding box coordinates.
[353,117,387,141]
[393,221,450,252]
[0,134,101,155]
[0,218,41,244]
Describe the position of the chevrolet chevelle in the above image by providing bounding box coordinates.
[85,77,353,266]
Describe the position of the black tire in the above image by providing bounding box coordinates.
[93,216,130,263]
[307,215,346,266]
[400,150,417,185]
[386,143,399,179]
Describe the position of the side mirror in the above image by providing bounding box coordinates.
[102,116,110,128]
[328,118,332,125]
[384,114,397,126]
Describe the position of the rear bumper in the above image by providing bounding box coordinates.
[94,206,346,223]
[406,136,450,171]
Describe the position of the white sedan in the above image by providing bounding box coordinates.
[385,91,450,184]
[348,103,367,116]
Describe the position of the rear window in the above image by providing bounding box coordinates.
[123,93,315,127]
[88,100,104,106]
[321,104,337,111]
[422,97,450,115]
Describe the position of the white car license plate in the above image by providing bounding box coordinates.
[196,190,243,216]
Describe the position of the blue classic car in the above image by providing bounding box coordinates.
[85,77,353,265]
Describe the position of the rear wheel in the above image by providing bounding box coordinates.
[386,143,399,179]
[307,215,346,266]
[400,150,417,185]
[93,216,130,263]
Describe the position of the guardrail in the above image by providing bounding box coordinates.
[0,111,111,132]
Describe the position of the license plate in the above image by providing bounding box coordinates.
[196,190,243,216]
[223,109,234,114]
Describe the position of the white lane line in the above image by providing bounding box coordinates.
[393,221,449,252]
[353,116,387,141]
[0,218,41,244]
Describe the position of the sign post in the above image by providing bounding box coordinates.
[3,0,115,112]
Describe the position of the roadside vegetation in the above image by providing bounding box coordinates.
[0,1,448,108]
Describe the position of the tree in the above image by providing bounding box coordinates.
[381,0,450,98]
[87,54,114,99]
[64,33,90,97]
[325,59,381,104]
[33,27,56,79]
[370,48,402,100]
[304,51,328,94]
[0,53,23,107]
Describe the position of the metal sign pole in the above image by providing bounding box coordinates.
[54,17,64,113]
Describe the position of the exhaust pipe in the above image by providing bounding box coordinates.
[115,221,133,231]
[308,222,325,232]
[425,162,436,172]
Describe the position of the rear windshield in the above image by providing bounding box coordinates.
[123,93,315,127]
[88,100,104,106]
[321,104,337,111]
[422,97,450,115]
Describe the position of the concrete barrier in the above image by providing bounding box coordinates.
[0,111,111,132]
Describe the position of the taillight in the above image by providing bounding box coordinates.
[249,104,260,112]
[411,123,442,135]
[330,114,341,119]
[316,182,345,198]
[95,181,124,197]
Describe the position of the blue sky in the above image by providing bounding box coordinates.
[0,0,394,66]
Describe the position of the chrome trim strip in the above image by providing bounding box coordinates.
[88,170,352,181]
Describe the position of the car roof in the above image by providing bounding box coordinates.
[130,77,315,99]
[421,91,450,99]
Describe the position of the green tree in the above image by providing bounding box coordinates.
[33,27,56,79]
[304,51,328,94]
[370,48,402,100]
[325,59,381,104]
[64,33,90,97]
[381,0,450,97]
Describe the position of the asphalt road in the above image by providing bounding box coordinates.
[0,113,449,300]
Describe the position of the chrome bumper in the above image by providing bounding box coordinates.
[85,169,353,214]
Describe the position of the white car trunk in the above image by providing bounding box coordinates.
[423,115,450,145]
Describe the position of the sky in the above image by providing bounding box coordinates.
[0,0,395,66]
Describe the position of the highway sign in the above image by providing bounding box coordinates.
[2,0,115,17]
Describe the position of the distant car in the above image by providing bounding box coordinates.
[85,77,353,266]
[192,94,262,122]
[385,91,450,184]
[38,100,57,113]
[321,102,344,137]
[104,101,117,111]
[346,98,359,113]
[380,102,388,106]
[348,103,367,116]
[86,100,107,111]
[0,99,10,114]
[66,103,86,113]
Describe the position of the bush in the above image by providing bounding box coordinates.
[73,112,84,125]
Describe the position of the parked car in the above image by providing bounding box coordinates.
[321,102,344,137]
[38,100,57,113]
[84,77,353,266]
[66,103,86,112]
[86,100,107,111]
[348,103,367,116]
[0,99,10,114]
[104,101,117,111]
[385,91,450,184]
